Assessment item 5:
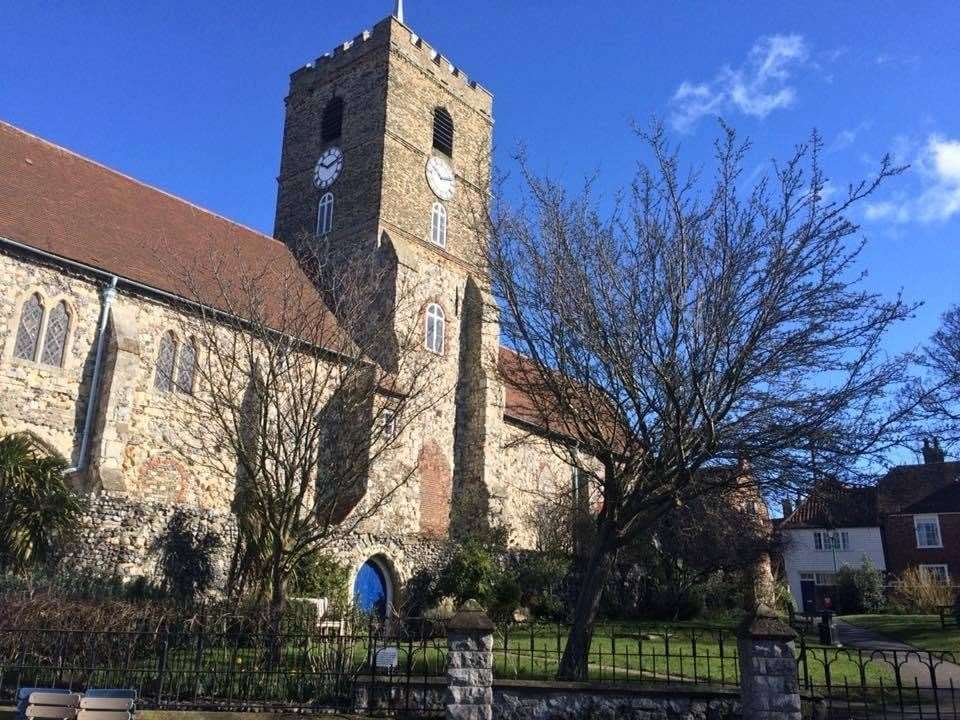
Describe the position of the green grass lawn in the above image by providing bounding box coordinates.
[841,614,960,655]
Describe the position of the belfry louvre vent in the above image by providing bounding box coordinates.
[322,97,344,143]
[433,107,454,157]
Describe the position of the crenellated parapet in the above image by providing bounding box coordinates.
[289,17,491,112]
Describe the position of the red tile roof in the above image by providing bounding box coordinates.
[878,462,960,515]
[0,121,349,350]
[781,478,879,529]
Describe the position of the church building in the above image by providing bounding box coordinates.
[0,10,579,608]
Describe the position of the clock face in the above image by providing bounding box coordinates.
[425,155,456,201]
[313,146,344,190]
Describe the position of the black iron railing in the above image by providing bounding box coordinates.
[798,634,960,719]
[494,622,740,687]
[0,618,448,715]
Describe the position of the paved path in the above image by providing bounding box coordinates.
[836,618,960,689]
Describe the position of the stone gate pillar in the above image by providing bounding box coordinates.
[738,604,802,720]
[446,599,494,720]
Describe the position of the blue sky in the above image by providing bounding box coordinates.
[1,0,958,362]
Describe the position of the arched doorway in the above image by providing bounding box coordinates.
[353,556,393,618]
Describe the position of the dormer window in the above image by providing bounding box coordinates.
[432,107,454,158]
[322,96,344,143]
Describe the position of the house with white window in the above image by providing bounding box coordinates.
[780,479,885,612]
[878,452,960,586]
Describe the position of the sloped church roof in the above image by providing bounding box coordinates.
[0,120,539,424]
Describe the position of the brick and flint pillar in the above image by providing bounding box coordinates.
[738,604,802,720]
[446,599,495,720]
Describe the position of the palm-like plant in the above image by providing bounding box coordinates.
[0,433,85,574]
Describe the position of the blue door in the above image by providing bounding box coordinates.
[354,560,388,618]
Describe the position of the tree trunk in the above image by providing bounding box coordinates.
[557,531,617,680]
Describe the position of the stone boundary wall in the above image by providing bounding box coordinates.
[493,680,740,720]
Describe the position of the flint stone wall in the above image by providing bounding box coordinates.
[493,681,740,720]
[65,491,238,583]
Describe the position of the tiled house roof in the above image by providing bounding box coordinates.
[900,480,960,515]
[877,461,960,515]
[781,478,879,529]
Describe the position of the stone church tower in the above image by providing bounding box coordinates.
[273,14,506,541]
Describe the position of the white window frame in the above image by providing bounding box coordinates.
[424,303,445,355]
[430,202,447,248]
[317,191,334,236]
[914,514,943,549]
[920,564,950,584]
[814,530,849,551]
[815,572,837,586]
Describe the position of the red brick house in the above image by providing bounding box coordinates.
[878,447,960,585]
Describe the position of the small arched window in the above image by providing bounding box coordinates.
[430,202,447,248]
[432,107,454,157]
[13,293,44,361]
[176,339,197,394]
[317,192,334,236]
[425,303,445,355]
[40,301,70,367]
[321,96,344,143]
[154,331,178,392]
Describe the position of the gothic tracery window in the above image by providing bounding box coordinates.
[154,331,178,392]
[317,192,334,236]
[425,303,445,355]
[13,293,44,361]
[40,301,70,367]
[430,202,447,248]
[176,339,197,394]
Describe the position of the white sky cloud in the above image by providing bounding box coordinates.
[670,34,808,131]
[864,135,960,224]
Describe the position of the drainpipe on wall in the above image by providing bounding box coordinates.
[64,275,118,476]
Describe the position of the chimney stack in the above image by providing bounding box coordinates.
[781,499,794,518]
[922,438,946,464]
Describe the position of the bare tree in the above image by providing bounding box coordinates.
[479,124,916,679]
[918,305,960,449]
[161,238,443,617]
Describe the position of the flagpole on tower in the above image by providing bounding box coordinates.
[394,0,404,23]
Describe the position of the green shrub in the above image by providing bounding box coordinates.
[0,433,86,574]
[834,559,886,614]
[514,553,570,621]
[433,538,502,606]
[289,551,350,612]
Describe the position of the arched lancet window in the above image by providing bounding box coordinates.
[317,192,334,236]
[321,96,344,143]
[154,331,178,392]
[432,107,454,157]
[13,293,44,361]
[425,303,445,355]
[430,202,447,248]
[176,339,197,394]
[40,301,70,367]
